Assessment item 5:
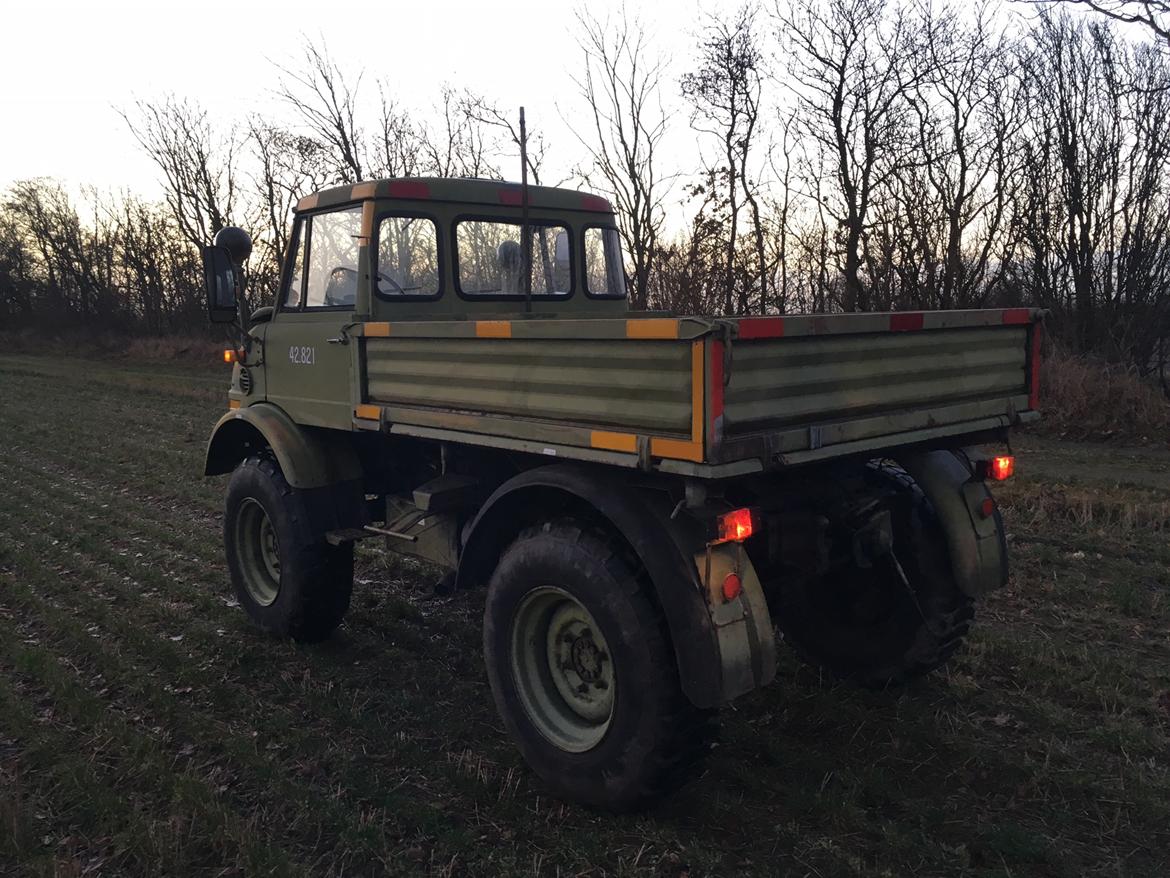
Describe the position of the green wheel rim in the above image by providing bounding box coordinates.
[236,497,281,607]
[510,587,615,753]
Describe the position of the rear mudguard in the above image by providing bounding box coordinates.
[894,450,1008,598]
[457,465,776,709]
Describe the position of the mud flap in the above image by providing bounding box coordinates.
[693,542,778,700]
[894,450,1008,598]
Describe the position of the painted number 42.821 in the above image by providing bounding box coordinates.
[289,345,316,365]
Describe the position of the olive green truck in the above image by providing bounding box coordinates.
[201,177,1042,809]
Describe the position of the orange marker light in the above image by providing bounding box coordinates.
[722,573,743,601]
[223,348,237,364]
[990,455,1015,481]
[716,508,755,544]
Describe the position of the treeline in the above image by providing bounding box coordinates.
[1,0,1168,388]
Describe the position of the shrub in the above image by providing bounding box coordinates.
[1034,346,1170,445]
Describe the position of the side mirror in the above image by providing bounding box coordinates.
[202,245,238,324]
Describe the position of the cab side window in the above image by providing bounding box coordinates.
[305,207,363,308]
[376,216,440,298]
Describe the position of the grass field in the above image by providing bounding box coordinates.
[1,353,1168,877]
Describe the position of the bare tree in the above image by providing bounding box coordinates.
[371,86,424,179]
[683,4,769,315]
[418,86,502,179]
[649,180,731,314]
[463,95,553,185]
[892,3,1026,309]
[247,121,332,290]
[1024,0,1170,43]
[765,113,799,313]
[0,208,35,323]
[273,40,366,184]
[110,196,204,331]
[5,180,118,323]
[570,7,671,310]
[780,0,927,311]
[122,95,239,250]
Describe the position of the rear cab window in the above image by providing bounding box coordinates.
[455,219,572,298]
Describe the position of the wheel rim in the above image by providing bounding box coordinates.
[510,587,615,753]
[236,497,281,607]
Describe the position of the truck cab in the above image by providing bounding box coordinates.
[243,178,628,430]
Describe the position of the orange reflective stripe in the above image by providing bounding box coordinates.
[476,321,512,338]
[590,431,637,453]
[626,318,679,339]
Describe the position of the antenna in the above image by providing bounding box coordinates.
[520,106,532,314]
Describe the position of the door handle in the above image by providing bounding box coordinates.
[326,336,348,345]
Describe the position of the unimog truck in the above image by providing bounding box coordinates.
[201,177,1041,809]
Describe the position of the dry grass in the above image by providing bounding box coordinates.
[1036,346,1170,445]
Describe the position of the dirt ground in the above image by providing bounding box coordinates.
[1,353,1167,877]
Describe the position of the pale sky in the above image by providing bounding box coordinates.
[2,0,1125,222]
[0,0,728,205]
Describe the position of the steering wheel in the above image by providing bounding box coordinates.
[376,268,407,295]
[324,266,357,306]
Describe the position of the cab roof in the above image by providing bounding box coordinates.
[295,177,615,215]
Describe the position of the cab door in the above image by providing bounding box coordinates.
[265,207,363,429]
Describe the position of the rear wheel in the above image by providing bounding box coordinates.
[224,454,353,643]
[483,522,713,810]
[776,465,976,687]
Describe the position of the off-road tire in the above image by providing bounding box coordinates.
[483,522,714,810]
[777,464,976,688]
[224,454,353,643]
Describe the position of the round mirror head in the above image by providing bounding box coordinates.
[214,226,253,265]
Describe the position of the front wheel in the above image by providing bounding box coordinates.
[483,522,713,810]
[224,454,353,643]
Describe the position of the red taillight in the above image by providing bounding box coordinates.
[722,573,742,601]
[716,508,755,543]
[980,497,996,518]
[990,455,1014,481]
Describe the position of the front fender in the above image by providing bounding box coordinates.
[204,402,362,490]
[894,450,1008,598]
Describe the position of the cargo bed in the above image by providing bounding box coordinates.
[350,308,1043,477]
